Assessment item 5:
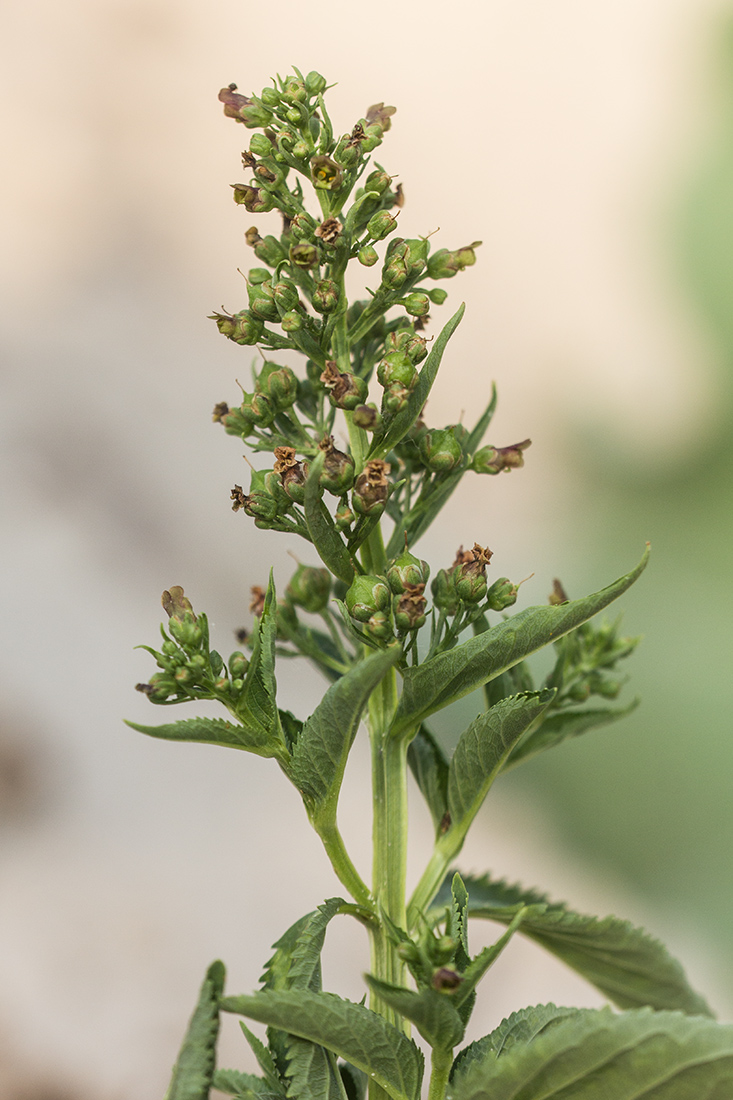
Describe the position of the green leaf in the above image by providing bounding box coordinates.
[339,1062,367,1100]
[406,725,449,833]
[289,646,402,818]
[448,873,471,972]
[368,304,465,460]
[164,960,225,1100]
[284,1039,349,1100]
[504,698,639,770]
[212,1067,276,1098]
[449,1007,733,1100]
[446,691,555,838]
[391,546,650,737]
[453,907,534,1012]
[124,714,287,758]
[238,1022,285,1095]
[220,989,424,1100]
[364,975,465,1051]
[434,874,712,1016]
[288,898,346,992]
[304,454,357,585]
[451,1004,580,1083]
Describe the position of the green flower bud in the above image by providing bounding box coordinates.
[280,309,302,332]
[249,133,275,157]
[291,138,310,161]
[387,550,430,594]
[209,309,264,346]
[366,210,398,241]
[335,499,355,531]
[259,87,280,108]
[320,361,368,410]
[289,242,320,269]
[486,577,519,612]
[393,585,427,632]
[358,245,379,267]
[346,575,391,622]
[248,267,272,285]
[230,481,279,522]
[311,155,343,191]
[249,231,287,267]
[238,101,274,128]
[472,439,531,474]
[276,598,299,639]
[231,183,274,213]
[377,351,417,390]
[214,402,255,437]
[282,77,307,105]
[290,211,318,241]
[402,292,430,318]
[430,935,458,967]
[419,427,464,473]
[364,169,392,194]
[352,404,381,431]
[431,568,460,616]
[352,459,390,516]
[256,362,298,410]
[318,436,355,495]
[428,287,448,305]
[136,673,177,703]
[272,278,299,313]
[312,278,340,314]
[238,390,275,428]
[247,280,279,322]
[287,564,332,613]
[385,327,428,364]
[365,610,394,641]
[305,70,327,95]
[396,941,422,966]
[228,651,250,679]
[427,241,482,279]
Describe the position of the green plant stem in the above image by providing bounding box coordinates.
[312,816,374,911]
[427,1047,453,1100]
[407,829,461,933]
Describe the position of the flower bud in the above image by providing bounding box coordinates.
[238,101,274,128]
[136,673,177,703]
[249,133,275,157]
[352,460,390,516]
[419,427,464,472]
[377,351,417,390]
[427,241,482,280]
[289,242,320,269]
[287,564,332,613]
[280,310,302,332]
[247,280,279,322]
[305,70,328,95]
[428,287,448,305]
[259,87,280,108]
[472,439,531,475]
[345,575,391,622]
[289,211,318,241]
[352,404,381,431]
[312,278,340,314]
[385,328,428,364]
[453,543,493,604]
[365,611,394,641]
[228,651,250,679]
[486,577,519,612]
[387,550,430,594]
[241,391,275,428]
[209,310,265,346]
[311,155,343,191]
[282,77,307,105]
[318,436,355,495]
[402,293,430,318]
[431,568,460,616]
[272,278,299,313]
[366,210,398,241]
[393,585,427,632]
[320,361,368,410]
[250,233,287,267]
[432,968,463,994]
[273,446,308,504]
[335,500,355,530]
[364,169,392,194]
[256,362,298,410]
[358,245,379,267]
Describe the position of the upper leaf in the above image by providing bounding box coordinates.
[304,454,357,585]
[212,1067,279,1098]
[450,1007,733,1100]
[433,874,712,1017]
[288,898,346,992]
[164,960,225,1100]
[367,303,465,461]
[289,646,402,818]
[446,690,555,838]
[220,989,424,1100]
[451,1003,580,1082]
[390,546,650,736]
[406,725,449,834]
[124,713,289,759]
[364,975,465,1052]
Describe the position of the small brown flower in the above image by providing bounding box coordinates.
[161,586,196,621]
[366,103,396,132]
[315,218,343,244]
[212,401,229,423]
[244,226,262,248]
[249,585,266,617]
[549,579,569,606]
[393,183,405,208]
[218,84,251,119]
[230,484,248,512]
[452,543,493,576]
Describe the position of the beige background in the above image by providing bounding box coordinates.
[1,1,732,1096]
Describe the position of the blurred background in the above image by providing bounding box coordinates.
[2,0,733,1096]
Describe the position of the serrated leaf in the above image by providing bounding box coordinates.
[407,725,449,833]
[284,1036,349,1100]
[450,1007,733,1100]
[446,691,555,838]
[304,455,357,585]
[212,1067,277,1098]
[503,698,639,770]
[164,960,225,1100]
[124,714,287,758]
[448,873,471,972]
[453,907,534,1012]
[289,647,401,818]
[220,989,424,1100]
[288,898,346,992]
[368,304,465,460]
[451,1003,580,1083]
[390,546,650,737]
[338,1062,367,1100]
[364,975,465,1051]
[433,874,712,1016]
[238,1022,285,1095]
